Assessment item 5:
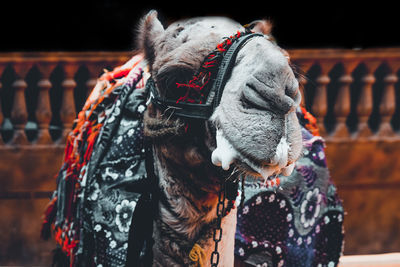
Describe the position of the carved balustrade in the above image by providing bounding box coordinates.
[1,50,400,146]
[1,50,400,264]
[0,52,132,146]
[290,48,400,141]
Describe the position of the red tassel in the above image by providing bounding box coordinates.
[40,196,58,240]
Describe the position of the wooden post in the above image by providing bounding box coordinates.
[376,61,400,137]
[312,61,334,137]
[294,60,314,108]
[36,62,56,144]
[331,61,358,138]
[10,62,32,145]
[85,62,104,97]
[59,62,78,143]
[354,61,380,139]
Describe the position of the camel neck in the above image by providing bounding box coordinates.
[150,141,233,266]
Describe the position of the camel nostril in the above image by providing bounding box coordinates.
[286,85,297,99]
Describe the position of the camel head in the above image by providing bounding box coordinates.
[138,10,302,182]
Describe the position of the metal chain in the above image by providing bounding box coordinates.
[210,181,226,267]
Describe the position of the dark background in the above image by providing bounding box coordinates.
[1,1,399,51]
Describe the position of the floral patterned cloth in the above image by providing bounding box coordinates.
[83,80,148,266]
[234,108,344,267]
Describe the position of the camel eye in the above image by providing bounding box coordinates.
[156,67,194,99]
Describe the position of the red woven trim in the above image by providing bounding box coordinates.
[175,30,247,104]
[54,227,78,257]
[301,106,320,136]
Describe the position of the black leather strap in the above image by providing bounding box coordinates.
[208,33,264,110]
[148,33,264,120]
[148,77,214,119]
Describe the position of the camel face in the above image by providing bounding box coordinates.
[139,11,302,181]
[211,36,303,180]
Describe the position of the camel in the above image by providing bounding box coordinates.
[40,10,348,267]
[138,10,303,266]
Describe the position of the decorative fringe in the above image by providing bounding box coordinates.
[40,196,58,240]
[300,106,320,136]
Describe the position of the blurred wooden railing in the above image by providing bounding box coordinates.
[1,50,400,265]
[0,52,132,145]
[1,50,400,146]
[290,48,400,140]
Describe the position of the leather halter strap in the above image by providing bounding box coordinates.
[147,33,264,120]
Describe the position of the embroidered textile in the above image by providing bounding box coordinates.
[235,110,344,267]
[41,54,149,266]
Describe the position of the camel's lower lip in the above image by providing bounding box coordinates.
[211,129,295,179]
[237,159,295,180]
[258,162,296,178]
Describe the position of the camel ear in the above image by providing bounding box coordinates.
[245,19,273,35]
[136,10,165,65]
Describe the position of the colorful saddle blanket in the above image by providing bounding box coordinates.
[41,55,344,266]
[235,111,344,267]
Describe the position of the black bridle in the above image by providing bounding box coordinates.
[146,33,264,120]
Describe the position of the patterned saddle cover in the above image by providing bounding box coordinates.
[41,55,344,267]
[234,111,344,267]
